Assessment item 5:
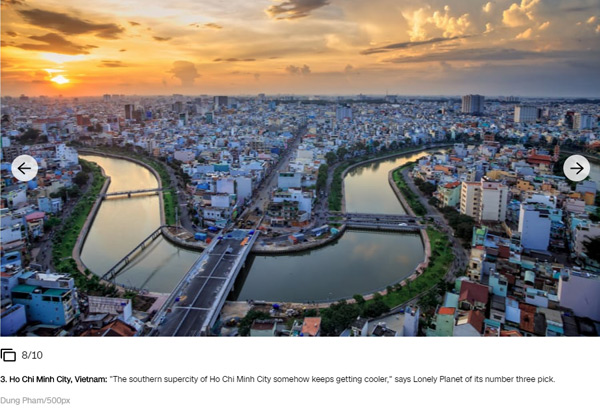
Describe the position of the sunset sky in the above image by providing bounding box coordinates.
[2,0,600,97]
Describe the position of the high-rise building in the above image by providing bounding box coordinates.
[336,105,353,121]
[214,96,229,109]
[461,94,484,114]
[518,203,551,251]
[573,113,595,130]
[124,104,134,120]
[460,180,508,222]
[514,105,541,123]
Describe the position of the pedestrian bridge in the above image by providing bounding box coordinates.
[103,187,166,198]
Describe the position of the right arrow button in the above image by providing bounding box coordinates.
[564,154,590,182]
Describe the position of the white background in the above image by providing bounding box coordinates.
[1,338,597,409]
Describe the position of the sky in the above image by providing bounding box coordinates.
[1,0,600,97]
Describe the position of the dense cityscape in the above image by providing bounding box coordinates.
[2,0,600,338]
[1,93,599,336]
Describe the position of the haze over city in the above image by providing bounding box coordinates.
[2,0,600,97]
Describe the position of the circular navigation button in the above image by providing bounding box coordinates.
[563,154,590,182]
[11,154,39,182]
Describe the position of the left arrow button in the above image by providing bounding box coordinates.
[11,155,39,182]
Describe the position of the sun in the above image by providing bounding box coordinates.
[51,75,70,85]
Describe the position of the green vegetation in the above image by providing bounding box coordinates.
[316,164,328,192]
[328,161,348,211]
[239,310,271,336]
[392,165,427,216]
[51,160,118,296]
[438,206,476,244]
[583,236,600,264]
[318,228,454,335]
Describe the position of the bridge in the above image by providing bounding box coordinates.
[101,226,165,282]
[103,187,166,198]
[154,229,260,336]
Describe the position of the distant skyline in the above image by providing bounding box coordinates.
[2,0,600,97]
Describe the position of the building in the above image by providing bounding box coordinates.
[437,181,461,208]
[124,104,134,120]
[427,307,455,337]
[558,270,600,321]
[460,180,508,222]
[518,203,551,251]
[301,317,321,337]
[278,172,302,189]
[460,182,481,219]
[573,113,595,130]
[250,319,278,337]
[214,96,229,109]
[514,105,541,123]
[336,105,353,121]
[11,283,77,326]
[461,94,484,114]
[1,304,27,336]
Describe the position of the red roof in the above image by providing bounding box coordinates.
[301,317,321,336]
[444,181,461,189]
[459,281,489,306]
[467,310,484,334]
[25,212,45,221]
[438,307,455,315]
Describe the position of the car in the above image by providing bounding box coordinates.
[398,223,408,227]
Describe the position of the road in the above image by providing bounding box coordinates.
[240,124,307,219]
[401,167,468,279]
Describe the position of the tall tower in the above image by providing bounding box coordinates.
[461,94,484,114]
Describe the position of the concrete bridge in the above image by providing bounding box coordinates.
[154,229,260,336]
[103,187,166,198]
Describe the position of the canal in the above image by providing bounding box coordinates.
[234,150,440,303]
[80,155,199,293]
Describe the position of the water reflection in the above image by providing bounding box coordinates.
[234,230,425,302]
[80,155,199,293]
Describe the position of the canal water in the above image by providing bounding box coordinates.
[234,150,438,303]
[80,155,199,293]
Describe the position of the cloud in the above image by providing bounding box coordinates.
[266,0,329,20]
[204,23,222,29]
[213,58,256,62]
[538,21,550,30]
[403,6,473,41]
[5,31,17,37]
[483,2,493,13]
[153,36,171,42]
[285,64,311,75]
[119,48,126,52]
[14,33,96,55]
[18,8,125,39]
[99,60,126,67]
[129,21,140,26]
[502,0,539,28]
[360,36,465,55]
[169,60,200,86]
[587,16,597,24]
[383,47,579,64]
[516,28,532,39]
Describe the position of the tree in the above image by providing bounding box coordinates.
[583,236,600,264]
[325,151,337,166]
[238,310,271,336]
[73,171,89,187]
[320,300,360,335]
[353,294,365,305]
